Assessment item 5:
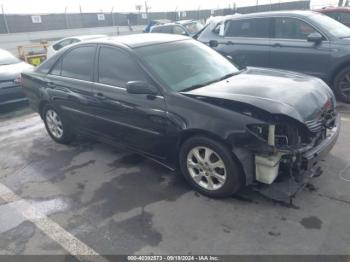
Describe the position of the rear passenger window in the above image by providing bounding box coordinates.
[225,18,270,38]
[60,46,95,81]
[274,17,317,40]
[98,47,146,88]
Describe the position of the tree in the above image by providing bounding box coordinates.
[135,4,142,14]
[339,0,344,6]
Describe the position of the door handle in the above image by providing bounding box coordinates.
[94,92,107,100]
[272,43,282,48]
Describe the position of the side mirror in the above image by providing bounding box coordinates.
[181,31,189,36]
[209,40,219,48]
[307,32,323,44]
[126,81,158,95]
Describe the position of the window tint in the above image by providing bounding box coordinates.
[61,46,95,81]
[340,12,350,24]
[98,47,146,88]
[274,17,317,40]
[225,18,270,38]
[173,25,186,35]
[151,26,172,33]
[50,59,61,76]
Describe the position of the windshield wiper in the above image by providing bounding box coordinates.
[181,70,243,92]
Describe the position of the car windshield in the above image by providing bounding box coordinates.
[311,13,350,38]
[183,22,204,34]
[0,50,21,65]
[136,40,238,92]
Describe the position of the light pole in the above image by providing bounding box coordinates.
[1,4,9,34]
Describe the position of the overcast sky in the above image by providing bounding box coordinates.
[0,0,340,14]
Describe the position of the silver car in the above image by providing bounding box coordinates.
[0,49,33,107]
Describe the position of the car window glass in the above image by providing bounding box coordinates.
[340,12,350,24]
[327,12,342,22]
[225,18,270,38]
[53,39,72,51]
[50,59,62,76]
[61,46,95,81]
[151,26,162,33]
[173,25,186,35]
[98,47,146,88]
[274,17,317,40]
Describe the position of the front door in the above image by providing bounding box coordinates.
[269,17,331,81]
[92,45,168,158]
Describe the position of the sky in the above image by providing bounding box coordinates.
[0,0,341,14]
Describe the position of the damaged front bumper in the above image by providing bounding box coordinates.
[254,113,341,203]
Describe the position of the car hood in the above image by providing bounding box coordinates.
[0,62,33,80]
[183,67,335,123]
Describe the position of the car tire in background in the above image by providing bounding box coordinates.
[179,136,243,198]
[42,104,73,144]
[334,67,350,104]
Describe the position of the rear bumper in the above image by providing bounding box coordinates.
[302,113,341,170]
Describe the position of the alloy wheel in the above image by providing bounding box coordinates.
[186,146,227,191]
[45,109,64,139]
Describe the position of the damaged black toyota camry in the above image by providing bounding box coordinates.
[21,34,340,200]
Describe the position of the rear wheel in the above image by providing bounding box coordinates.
[179,136,243,198]
[42,105,73,144]
[333,67,350,103]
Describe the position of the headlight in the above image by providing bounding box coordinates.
[247,124,276,146]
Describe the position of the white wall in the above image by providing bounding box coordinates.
[0,25,145,55]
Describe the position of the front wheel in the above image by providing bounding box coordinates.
[179,136,243,198]
[333,67,350,103]
[42,105,73,144]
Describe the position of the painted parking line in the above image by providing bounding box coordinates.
[342,117,350,122]
[0,183,107,262]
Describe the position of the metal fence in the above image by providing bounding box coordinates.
[0,1,310,34]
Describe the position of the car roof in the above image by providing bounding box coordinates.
[176,20,195,24]
[315,6,350,12]
[86,33,189,48]
[213,10,320,21]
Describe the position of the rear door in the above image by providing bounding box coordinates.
[92,45,168,157]
[216,17,272,69]
[45,45,97,129]
[269,17,331,80]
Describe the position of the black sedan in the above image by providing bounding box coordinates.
[21,34,340,198]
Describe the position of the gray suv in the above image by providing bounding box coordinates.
[196,11,350,103]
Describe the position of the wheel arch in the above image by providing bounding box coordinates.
[330,60,350,86]
[176,129,247,185]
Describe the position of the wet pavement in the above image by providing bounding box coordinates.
[0,104,350,256]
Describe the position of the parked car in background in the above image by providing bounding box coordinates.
[46,35,106,58]
[196,10,350,103]
[143,19,171,33]
[151,20,204,36]
[21,34,339,199]
[315,7,350,27]
[0,49,33,107]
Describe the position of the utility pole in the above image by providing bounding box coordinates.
[1,4,9,34]
[64,6,69,29]
[144,1,150,23]
[79,5,84,27]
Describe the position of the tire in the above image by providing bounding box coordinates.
[333,66,350,103]
[179,136,244,198]
[42,104,73,144]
